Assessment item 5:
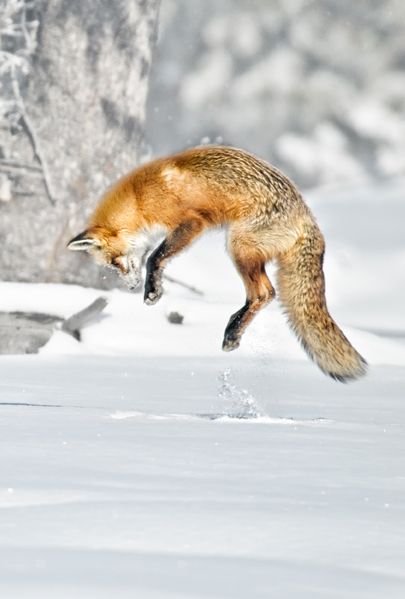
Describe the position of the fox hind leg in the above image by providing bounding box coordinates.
[223,239,275,351]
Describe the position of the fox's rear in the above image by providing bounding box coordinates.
[67,145,367,381]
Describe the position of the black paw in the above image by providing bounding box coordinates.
[222,303,249,351]
[222,332,241,352]
[144,277,163,305]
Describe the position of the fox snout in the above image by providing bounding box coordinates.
[121,264,143,291]
[111,255,143,291]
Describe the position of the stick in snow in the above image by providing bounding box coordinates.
[61,297,108,341]
[163,274,204,296]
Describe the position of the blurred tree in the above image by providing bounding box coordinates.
[0,0,160,285]
[147,0,405,189]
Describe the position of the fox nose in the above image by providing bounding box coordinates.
[112,257,129,275]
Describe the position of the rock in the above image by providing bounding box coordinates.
[167,311,184,325]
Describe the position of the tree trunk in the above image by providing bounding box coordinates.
[0,0,160,286]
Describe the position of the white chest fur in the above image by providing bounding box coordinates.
[127,224,167,257]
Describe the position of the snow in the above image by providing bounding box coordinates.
[1,183,405,598]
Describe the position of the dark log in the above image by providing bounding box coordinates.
[61,297,108,341]
[0,311,61,354]
[0,296,108,354]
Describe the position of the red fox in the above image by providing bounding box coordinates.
[68,146,367,382]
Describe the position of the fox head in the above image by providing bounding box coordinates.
[67,221,167,290]
[67,226,144,290]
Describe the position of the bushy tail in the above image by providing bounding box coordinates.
[277,225,367,382]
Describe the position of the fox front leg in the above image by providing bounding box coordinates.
[144,220,204,305]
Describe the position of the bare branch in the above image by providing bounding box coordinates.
[11,76,56,204]
[0,158,42,172]
[0,160,43,178]
[163,273,204,296]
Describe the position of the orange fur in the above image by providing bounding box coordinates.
[67,146,367,381]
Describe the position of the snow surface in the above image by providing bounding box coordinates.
[0,183,404,598]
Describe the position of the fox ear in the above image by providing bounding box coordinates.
[67,230,102,251]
